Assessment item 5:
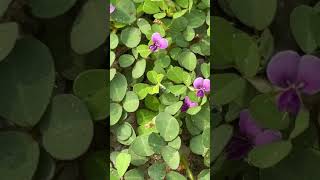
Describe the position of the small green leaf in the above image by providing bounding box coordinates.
[132,59,146,79]
[121,27,141,48]
[123,91,140,112]
[115,153,131,177]
[0,22,18,62]
[248,141,292,168]
[161,146,180,169]
[155,112,180,141]
[110,73,128,102]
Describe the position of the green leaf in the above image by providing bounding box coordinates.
[83,151,107,180]
[70,0,106,54]
[40,94,93,160]
[143,0,160,14]
[148,132,166,153]
[187,106,202,115]
[185,9,206,28]
[115,152,131,177]
[121,27,141,48]
[123,91,140,112]
[0,37,55,127]
[137,18,152,34]
[168,85,187,96]
[232,32,260,77]
[147,70,163,84]
[131,134,155,156]
[248,141,292,168]
[33,149,55,180]
[290,5,318,53]
[110,73,128,102]
[290,108,309,139]
[183,26,195,41]
[110,32,119,49]
[260,148,320,180]
[116,122,133,142]
[190,135,206,155]
[178,51,197,71]
[0,22,18,62]
[202,127,210,148]
[0,0,12,17]
[119,54,135,68]
[249,93,289,130]
[152,24,166,37]
[212,16,235,68]
[155,112,180,141]
[111,0,136,24]
[213,73,246,105]
[166,171,186,180]
[133,83,150,100]
[29,0,77,18]
[124,169,144,180]
[144,95,160,111]
[201,63,210,78]
[137,44,151,58]
[148,163,166,180]
[154,12,166,19]
[168,136,181,150]
[165,101,183,115]
[110,51,115,66]
[212,124,233,161]
[110,103,123,126]
[73,69,108,120]
[167,67,185,83]
[173,9,188,19]
[177,0,189,8]
[132,59,146,79]
[0,131,39,180]
[161,146,180,169]
[230,0,277,30]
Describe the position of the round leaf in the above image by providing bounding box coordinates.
[123,91,140,112]
[29,0,77,18]
[121,27,141,48]
[0,131,40,180]
[155,112,180,141]
[40,94,93,160]
[0,37,55,127]
[110,73,128,102]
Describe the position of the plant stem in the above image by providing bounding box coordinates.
[181,155,195,180]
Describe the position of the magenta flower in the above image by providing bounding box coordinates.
[149,32,168,52]
[193,77,210,97]
[226,110,282,160]
[181,96,198,112]
[267,50,320,115]
[110,4,115,13]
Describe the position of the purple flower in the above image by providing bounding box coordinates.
[267,50,320,115]
[149,32,168,52]
[110,4,115,13]
[181,96,198,112]
[226,110,282,160]
[193,77,210,97]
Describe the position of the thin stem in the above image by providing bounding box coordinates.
[181,155,194,180]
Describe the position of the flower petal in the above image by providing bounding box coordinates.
[203,79,210,92]
[193,77,204,89]
[158,38,168,49]
[151,32,162,43]
[267,50,300,88]
[297,55,320,95]
[254,129,282,146]
[196,90,204,97]
[277,89,300,115]
[110,4,115,13]
[239,110,263,139]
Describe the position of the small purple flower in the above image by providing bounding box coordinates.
[149,32,168,52]
[267,50,320,115]
[181,96,198,112]
[226,110,282,160]
[110,4,115,13]
[193,77,210,97]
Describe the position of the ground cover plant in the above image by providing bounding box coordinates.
[0,0,107,180]
[213,0,320,179]
[109,0,210,179]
